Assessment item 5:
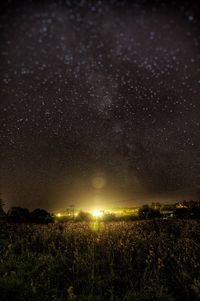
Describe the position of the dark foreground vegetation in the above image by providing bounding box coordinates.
[0,219,200,301]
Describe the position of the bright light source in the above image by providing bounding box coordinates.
[92,209,103,217]
[56,213,61,217]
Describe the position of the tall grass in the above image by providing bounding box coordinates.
[0,220,200,300]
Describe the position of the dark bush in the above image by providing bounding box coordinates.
[0,198,6,219]
[30,208,54,224]
[138,205,161,220]
[7,207,30,223]
[76,211,91,221]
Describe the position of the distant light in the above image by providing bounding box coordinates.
[56,213,61,217]
[92,209,103,217]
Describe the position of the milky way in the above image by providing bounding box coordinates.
[1,1,200,210]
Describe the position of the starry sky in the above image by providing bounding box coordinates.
[1,0,200,211]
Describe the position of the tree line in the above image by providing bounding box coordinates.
[1,199,200,223]
[0,200,53,224]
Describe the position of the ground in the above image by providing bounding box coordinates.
[0,219,200,301]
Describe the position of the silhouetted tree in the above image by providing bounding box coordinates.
[174,201,200,219]
[0,198,6,218]
[190,201,200,219]
[30,208,54,224]
[138,204,161,220]
[7,207,30,223]
[151,202,162,210]
[174,207,189,219]
[76,211,91,221]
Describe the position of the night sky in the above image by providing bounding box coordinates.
[1,0,200,211]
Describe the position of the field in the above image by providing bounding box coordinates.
[0,220,200,301]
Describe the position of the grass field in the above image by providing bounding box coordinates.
[0,219,200,301]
